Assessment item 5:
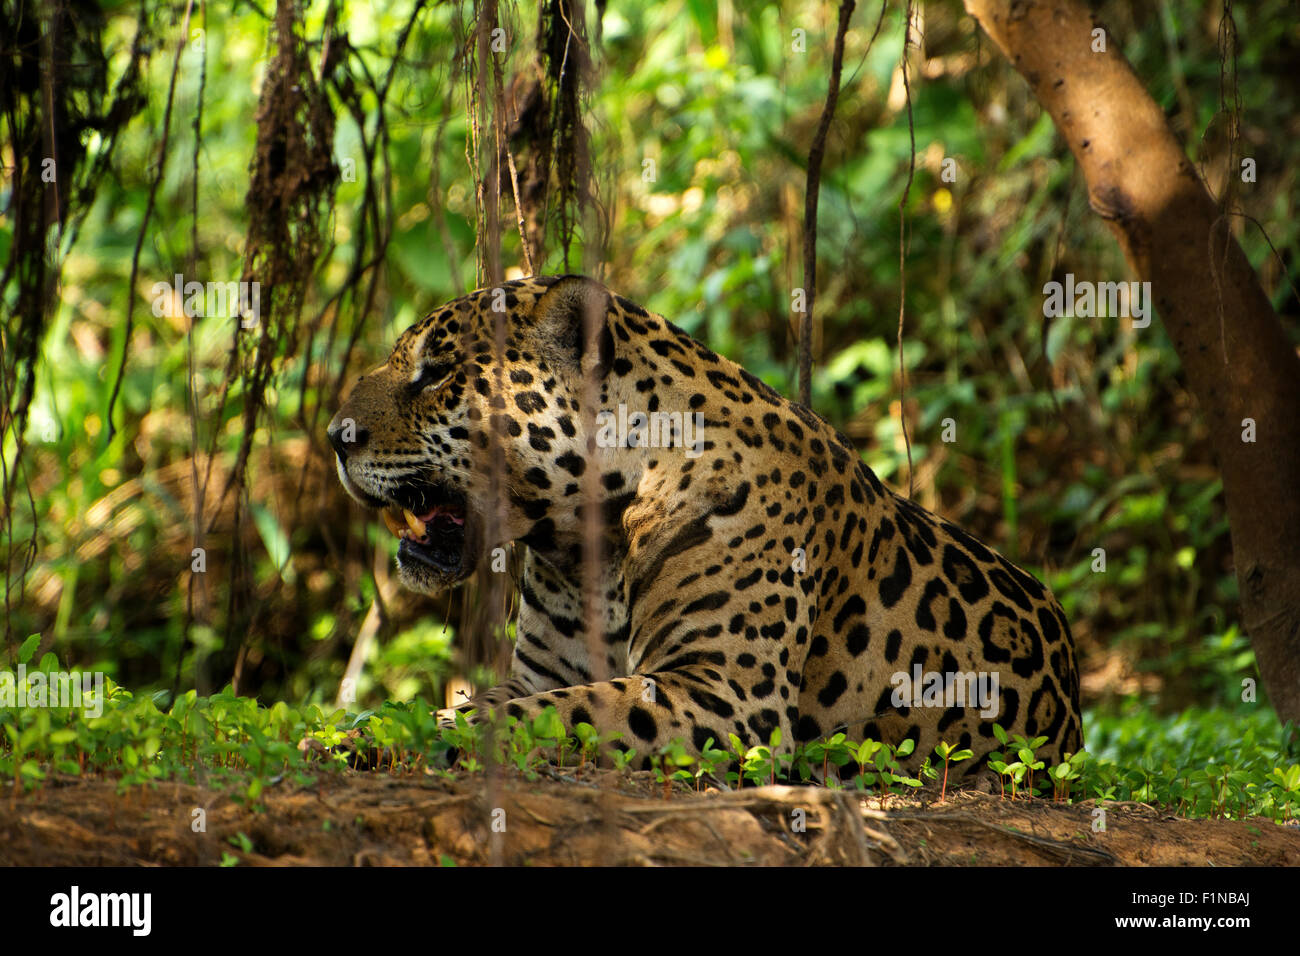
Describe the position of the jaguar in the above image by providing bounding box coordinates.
[328,275,1083,774]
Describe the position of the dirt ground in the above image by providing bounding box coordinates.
[3,767,1298,866]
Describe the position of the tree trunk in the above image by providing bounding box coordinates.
[962,0,1300,724]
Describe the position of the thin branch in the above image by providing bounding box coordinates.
[896,0,917,497]
[799,0,855,409]
[181,0,210,699]
[105,0,195,441]
[489,5,535,274]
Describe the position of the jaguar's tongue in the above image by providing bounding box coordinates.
[426,507,465,532]
[382,506,465,540]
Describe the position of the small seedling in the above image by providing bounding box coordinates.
[694,737,729,790]
[529,708,568,768]
[872,739,922,797]
[653,740,693,799]
[607,745,638,771]
[572,723,601,769]
[1048,751,1087,802]
[804,732,850,783]
[1268,765,1300,820]
[846,739,882,792]
[934,741,974,802]
[1007,734,1048,799]
[726,733,749,790]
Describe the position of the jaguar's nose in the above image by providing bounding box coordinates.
[327,420,369,462]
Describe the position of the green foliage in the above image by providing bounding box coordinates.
[2,673,1298,824]
[1080,700,1300,819]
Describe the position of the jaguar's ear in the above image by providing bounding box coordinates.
[532,275,616,379]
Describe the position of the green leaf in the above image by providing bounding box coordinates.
[530,708,566,740]
[249,501,294,581]
[17,634,40,665]
[1045,315,1073,366]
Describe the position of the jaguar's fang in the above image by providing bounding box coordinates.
[404,509,427,537]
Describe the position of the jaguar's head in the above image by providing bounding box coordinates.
[327,275,616,593]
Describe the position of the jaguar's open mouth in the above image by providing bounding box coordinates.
[378,482,475,590]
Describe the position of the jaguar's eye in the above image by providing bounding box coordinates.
[410,363,455,395]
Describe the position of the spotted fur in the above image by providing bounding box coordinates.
[328,276,1083,772]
